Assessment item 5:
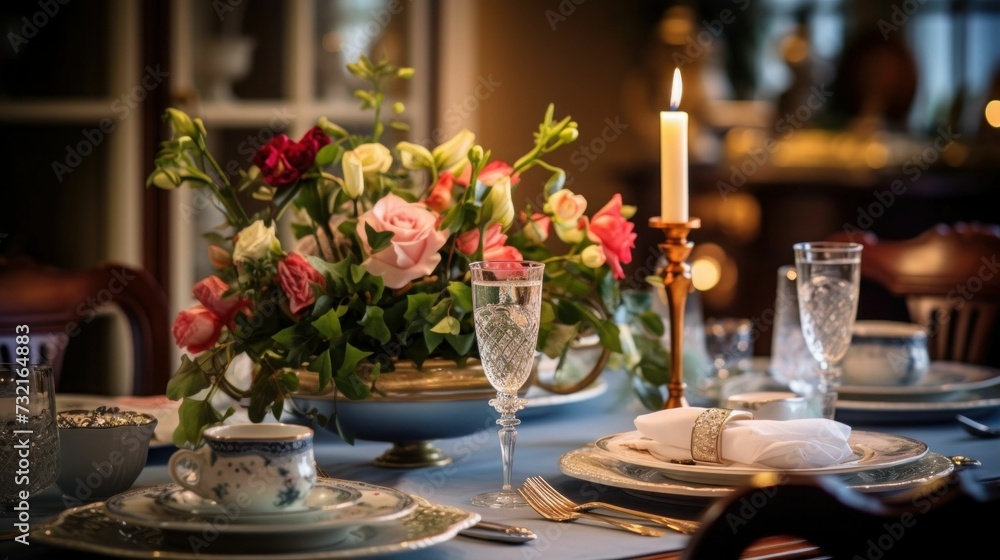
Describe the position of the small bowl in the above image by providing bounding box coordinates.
[841,321,930,387]
[56,408,157,502]
[725,391,813,420]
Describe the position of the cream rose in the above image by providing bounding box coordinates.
[356,194,449,289]
[233,220,281,263]
[352,143,393,176]
[546,189,587,225]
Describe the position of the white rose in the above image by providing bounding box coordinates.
[432,129,475,175]
[342,150,365,199]
[352,143,392,176]
[233,220,281,263]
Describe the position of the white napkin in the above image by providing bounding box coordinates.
[633,407,854,469]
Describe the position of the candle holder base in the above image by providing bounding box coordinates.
[648,217,701,409]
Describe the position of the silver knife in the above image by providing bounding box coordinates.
[459,521,537,543]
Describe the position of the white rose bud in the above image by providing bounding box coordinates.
[546,189,588,226]
[433,129,475,175]
[396,141,435,170]
[554,221,585,244]
[342,150,365,199]
[581,245,606,268]
[165,108,198,138]
[484,176,515,230]
[233,220,281,263]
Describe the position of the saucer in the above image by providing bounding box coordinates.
[154,479,364,522]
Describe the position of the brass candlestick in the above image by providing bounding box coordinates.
[649,217,701,409]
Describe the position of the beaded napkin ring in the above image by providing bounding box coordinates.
[690,408,754,463]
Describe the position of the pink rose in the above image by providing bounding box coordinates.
[357,194,449,289]
[192,275,246,324]
[522,212,551,243]
[425,172,457,213]
[253,126,330,187]
[455,160,520,187]
[172,305,222,354]
[587,194,636,279]
[277,252,326,316]
[455,223,523,261]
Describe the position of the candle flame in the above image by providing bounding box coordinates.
[670,68,683,110]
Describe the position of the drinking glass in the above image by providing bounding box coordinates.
[793,242,863,419]
[2,363,60,514]
[469,261,544,509]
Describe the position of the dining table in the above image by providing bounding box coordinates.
[5,366,1000,560]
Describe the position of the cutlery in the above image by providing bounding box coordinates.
[458,521,537,543]
[957,414,1000,438]
[523,476,700,535]
[517,486,665,536]
[949,455,982,469]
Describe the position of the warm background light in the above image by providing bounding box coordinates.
[692,256,722,291]
[986,100,1000,128]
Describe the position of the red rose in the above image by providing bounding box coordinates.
[192,275,246,324]
[172,305,222,354]
[455,223,523,261]
[278,252,326,316]
[587,194,636,279]
[425,172,456,213]
[455,160,520,187]
[253,126,331,187]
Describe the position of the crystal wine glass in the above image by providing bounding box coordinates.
[2,363,60,516]
[793,242,863,419]
[469,261,544,508]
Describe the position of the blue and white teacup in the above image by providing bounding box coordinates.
[167,423,316,513]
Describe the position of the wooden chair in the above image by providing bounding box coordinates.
[0,256,171,395]
[682,471,1000,559]
[828,223,1000,365]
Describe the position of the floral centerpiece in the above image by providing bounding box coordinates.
[150,57,637,447]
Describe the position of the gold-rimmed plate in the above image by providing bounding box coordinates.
[593,430,928,485]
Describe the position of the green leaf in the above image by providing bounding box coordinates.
[423,326,444,353]
[291,222,317,239]
[336,343,374,378]
[445,332,475,355]
[308,349,334,391]
[430,316,460,335]
[446,282,473,314]
[311,309,343,341]
[350,264,367,285]
[272,324,309,349]
[174,397,225,447]
[202,232,230,246]
[363,223,394,253]
[404,293,437,322]
[315,143,341,167]
[539,322,580,359]
[166,355,211,400]
[439,202,466,234]
[638,310,665,338]
[360,306,391,343]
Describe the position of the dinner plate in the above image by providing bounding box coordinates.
[57,394,179,448]
[34,496,478,559]
[594,430,928,485]
[558,446,955,505]
[836,385,1000,424]
[154,479,364,523]
[839,362,1000,399]
[104,479,416,551]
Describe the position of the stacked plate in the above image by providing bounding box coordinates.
[560,430,954,506]
[835,362,1000,424]
[34,478,479,559]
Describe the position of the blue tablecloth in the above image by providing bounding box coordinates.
[6,369,1000,559]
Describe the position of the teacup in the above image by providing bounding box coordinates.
[725,391,813,421]
[168,423,316,513]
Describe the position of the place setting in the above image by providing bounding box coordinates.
[32,421,481,558]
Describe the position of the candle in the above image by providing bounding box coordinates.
[660,68,688,223]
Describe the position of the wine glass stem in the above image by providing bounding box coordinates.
[818,365,840,420]
[492,391,522,492]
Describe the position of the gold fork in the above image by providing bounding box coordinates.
[517,485,665,536]
[523,476,700,535]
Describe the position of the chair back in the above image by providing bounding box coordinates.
[0,257,171,395]
[828,223,1000,365]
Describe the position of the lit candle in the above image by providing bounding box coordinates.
[659,68,688,223]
